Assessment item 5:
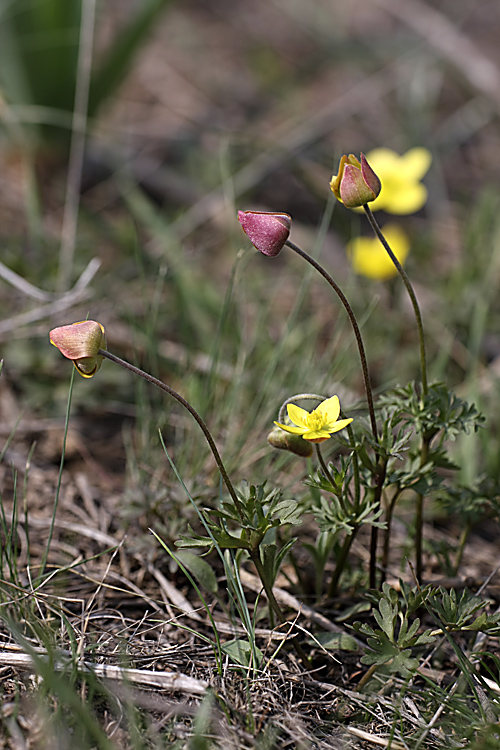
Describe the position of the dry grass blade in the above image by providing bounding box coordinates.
[0,257,101,338]
[239,569,365,648]
[0,650,207,695]
[344,725,407,749]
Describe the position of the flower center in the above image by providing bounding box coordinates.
[307,412,324,431]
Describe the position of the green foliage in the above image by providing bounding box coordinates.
[381,381,485,443]
[428,587,500,635]
[177,482,300,554]
[221,639,264,668]
[306,454,385,535]
[0,0,176,149]
[353,583,435,679]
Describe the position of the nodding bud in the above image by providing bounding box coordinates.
[238,210,291,257]
[267,427,313,458]
[330,153,381,209]
[50,320,106,378]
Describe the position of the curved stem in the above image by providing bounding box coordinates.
[363,206,428,395]
[285,239,378,442]
[98,349,244,521]
[278,393,326,425]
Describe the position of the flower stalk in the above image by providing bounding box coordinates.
[363,206,428,396]
[284,239,378,444]
[98,349,245,521]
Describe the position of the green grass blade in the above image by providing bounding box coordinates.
[88,0,175,117]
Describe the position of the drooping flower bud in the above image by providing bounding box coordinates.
[49,320,106,378]
[238,210,291,257]
[330,154,381,209]
[267,427,313,457]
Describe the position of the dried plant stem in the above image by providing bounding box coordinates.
[98,349,244,521]
[58,0,97,291]
[284,239,378,443]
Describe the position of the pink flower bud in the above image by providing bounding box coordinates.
[238,210,291,257]
[49,320,106,378]
[330,153,381,209]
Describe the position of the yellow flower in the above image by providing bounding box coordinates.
[363,147,432,214]
[50,320,106,378]
[347,223,410,281]
[274,396,353,443]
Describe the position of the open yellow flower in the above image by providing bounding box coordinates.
[274,396,352,443]
[363,147,432,214]
[347,223,410,281]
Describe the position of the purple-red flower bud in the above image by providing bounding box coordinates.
[50,320,106,378]
[330,154,381,209]
[238,210,291,257]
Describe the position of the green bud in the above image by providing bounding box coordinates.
[267,427,313,457]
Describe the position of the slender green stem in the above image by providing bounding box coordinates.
[39,368,75,582]
[454,521,471,576]
[249,548,312,669]
[346,423,360,511]
[363,206,428,395]
[415,435,431,582]
[369,459,388,589]
[315,444,348,515]
[327,527,359,599]
[285,239,378,443]
[381,486,403,583]
[98,349,244,521]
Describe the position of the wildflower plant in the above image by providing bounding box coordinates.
[48,141,489,692]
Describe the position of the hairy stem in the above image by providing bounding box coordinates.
[363,206,428,395]
[285,239,378,443]
[98,349,244,521]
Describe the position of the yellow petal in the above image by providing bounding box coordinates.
[274,421,306,435]
[364,148,400,174]
[315,396,340,423]
[287,403,310,428]
[328,417,354,433]
[379,182,428,215]
[348,224,410,281]
[303,430,331,442]
[399,147,432,181]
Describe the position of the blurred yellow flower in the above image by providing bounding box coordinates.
[363,147,432,214]
[347,224,410,281]
[274,395,352,443]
